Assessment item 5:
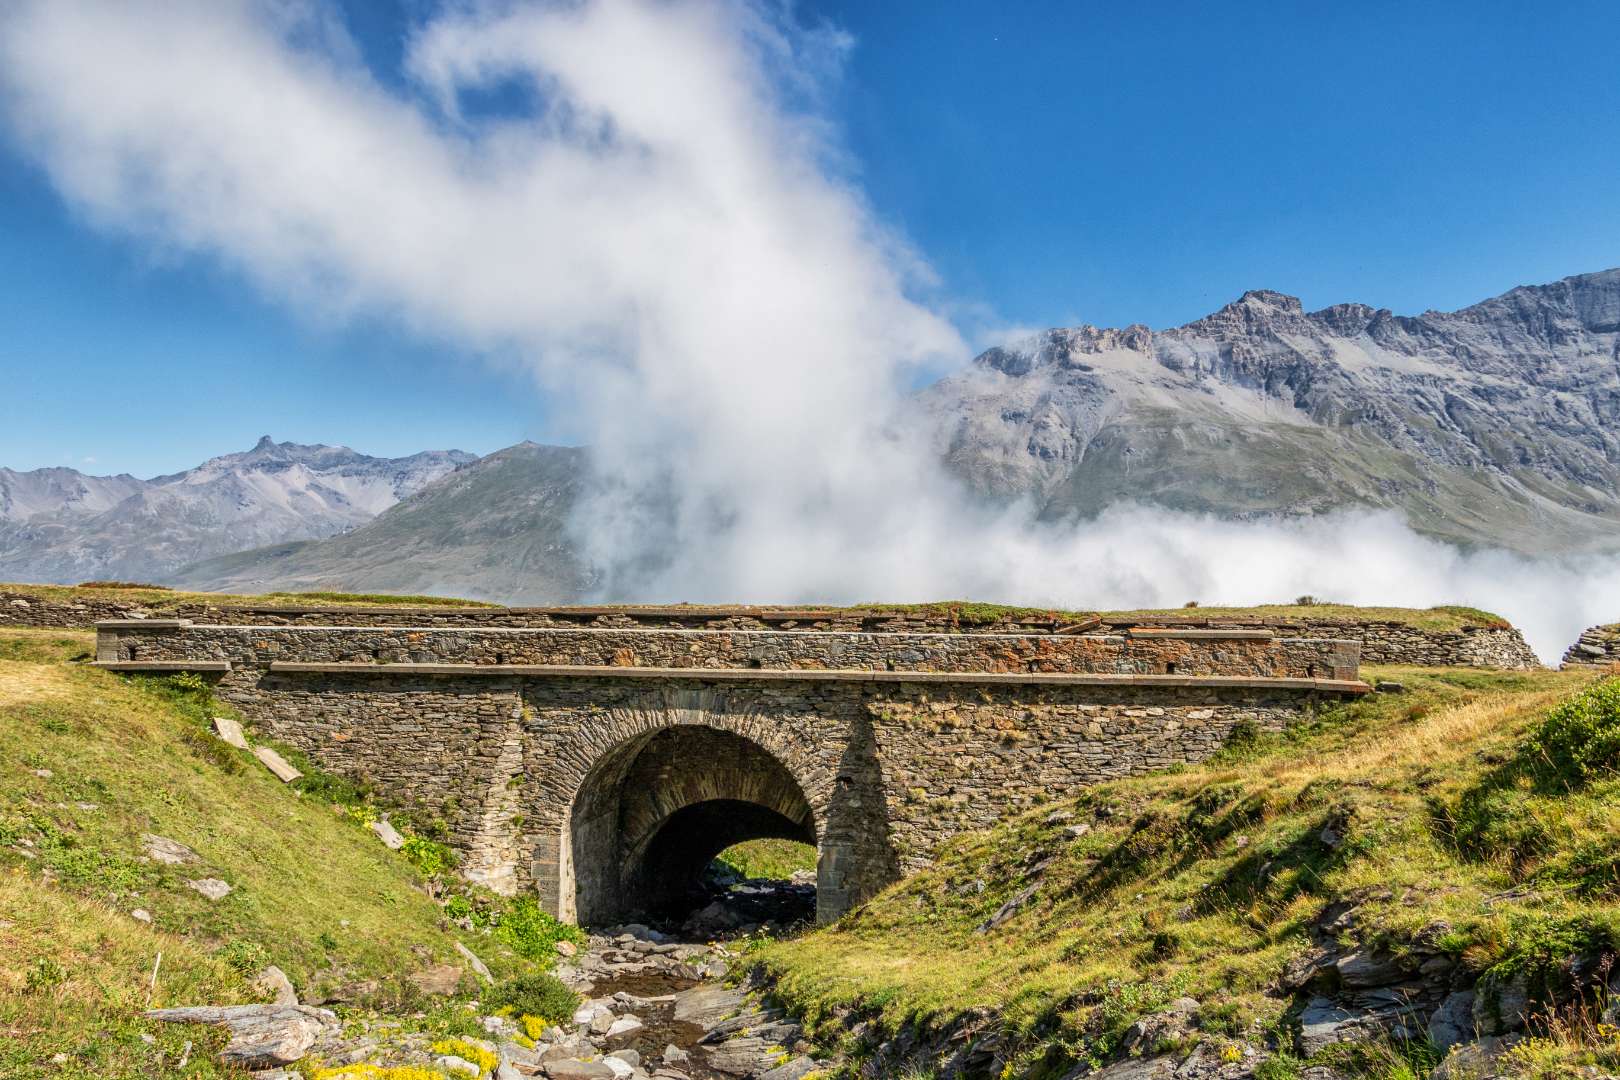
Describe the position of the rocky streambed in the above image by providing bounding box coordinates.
[150,909,829,1080]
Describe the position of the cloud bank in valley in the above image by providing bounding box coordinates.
[1,0,1614,661]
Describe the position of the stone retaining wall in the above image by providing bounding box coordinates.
[94,621,1360,681]
[1561,624,1620,669]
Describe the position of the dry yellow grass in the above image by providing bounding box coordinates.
[0,660,73,706]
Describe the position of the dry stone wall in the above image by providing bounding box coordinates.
[1562,624,1620,669]
[0,591,151,627]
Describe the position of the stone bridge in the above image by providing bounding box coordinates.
[94,615,1367,925]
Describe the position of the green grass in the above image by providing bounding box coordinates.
[0,627,571,1076]
[4,583,1510,630]
[855,601,1510,631]
[715,838,818,880]
[747,666,1619,1076]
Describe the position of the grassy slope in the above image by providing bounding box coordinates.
[750,665,1620,1076]
[716,839,819,881]
[0,628,542,1078]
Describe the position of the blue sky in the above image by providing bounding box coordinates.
[2,0,1617,477]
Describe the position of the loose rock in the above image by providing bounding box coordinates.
[187,877,233,901]
[142,833,198,865]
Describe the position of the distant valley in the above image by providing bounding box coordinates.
[5,267,1618,602]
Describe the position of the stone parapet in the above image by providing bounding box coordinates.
[93,621,1362,682]
[5,590,1539,668]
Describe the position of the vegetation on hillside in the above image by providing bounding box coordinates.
[0,628,576,1078]
[748,666,1620,1078]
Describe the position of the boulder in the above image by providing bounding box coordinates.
[1427,990,1476,1051]
[187,878,233,901]
[758,1056,820,1080]
[703,1036,777,1076]
[1433,1035,1523,1079]
[671,985,746,1026]
[543,1060,617,1079]
[251,965,299,1006]
[1297,997,1361,1056]
[409,963,465,996]
[1335,950,1403,987]
[603,1016,644,1048]
[145,1004,335,1069]
[438,1054,482,1076]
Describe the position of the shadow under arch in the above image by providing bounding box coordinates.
[565,724,818,925]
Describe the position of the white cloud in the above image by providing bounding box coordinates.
[1,0,1613,663]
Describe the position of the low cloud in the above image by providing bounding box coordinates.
[1,0,1612,663]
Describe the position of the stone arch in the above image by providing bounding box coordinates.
[529,685,847,926]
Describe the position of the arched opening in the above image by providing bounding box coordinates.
[563,725,818,931]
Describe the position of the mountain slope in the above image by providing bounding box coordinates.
[170,442,593,603]
[0,437,474,584]
[924,268,1620,552]
[0,466,147,523]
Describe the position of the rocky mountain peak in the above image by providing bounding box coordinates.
[924,266,1620,556]
[1235,289,1304,313]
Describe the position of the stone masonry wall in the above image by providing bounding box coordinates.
[1562,624,1620,670]
[206,665,1331,917]
[95,622,1360,681]
[4,590,1538,667]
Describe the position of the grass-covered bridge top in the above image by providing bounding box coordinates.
[1,583,1507,632]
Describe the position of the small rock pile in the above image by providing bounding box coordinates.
[1562,624,1620,670]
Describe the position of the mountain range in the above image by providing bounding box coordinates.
[0,437,472,585]
[4,268,1617,601]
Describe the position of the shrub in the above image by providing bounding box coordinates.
[168,671,208,694]
[400,836,457,879]
[486,971,580,1025]
[492,896,586,961]
[429,1037,498,1074]
[1526,678,1620,788]
[217,939,269,976]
